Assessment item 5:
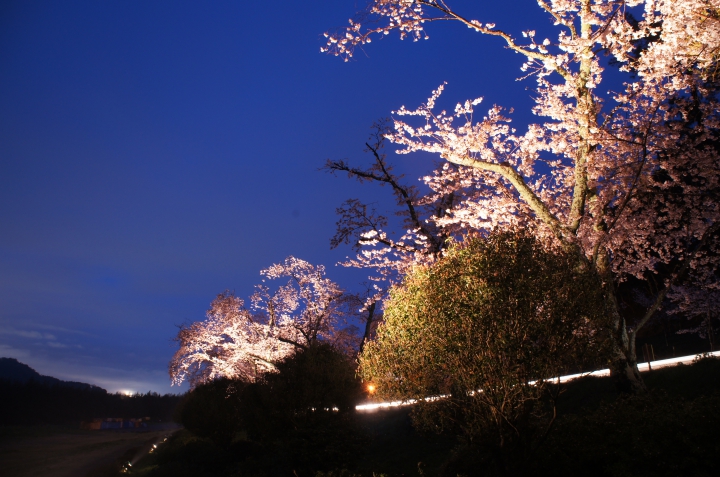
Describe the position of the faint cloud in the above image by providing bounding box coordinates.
[0,327,71,353]
[34,323,94,337]
[0,328,56,340]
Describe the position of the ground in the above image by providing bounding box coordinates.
[0,424,179,477]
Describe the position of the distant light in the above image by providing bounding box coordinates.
[120,389,134,396]
[367,384,376,394]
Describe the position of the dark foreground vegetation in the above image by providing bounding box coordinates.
[124,354,719,477]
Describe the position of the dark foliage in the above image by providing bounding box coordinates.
[171,343,367,476]
[241,343,366,474]
[175,378,245,448]
[441,357,720,477]
[533,392,720,476]
[143,430,247,477]
[138,358,720,477]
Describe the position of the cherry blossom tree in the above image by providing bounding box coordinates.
[324,0,720,392]
[250,256,360,354]
[169,257,359,388]
[169,291,289,388]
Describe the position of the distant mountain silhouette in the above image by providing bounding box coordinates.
[0,357,105,391]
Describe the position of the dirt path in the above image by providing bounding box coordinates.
[0,427,177,477]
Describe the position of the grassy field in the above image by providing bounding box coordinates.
[0,425,177,477]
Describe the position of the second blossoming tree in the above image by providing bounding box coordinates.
[169,257,359,388]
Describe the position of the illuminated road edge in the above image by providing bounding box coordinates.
[355,350,720,412]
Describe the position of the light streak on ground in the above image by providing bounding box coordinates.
[355,350,720,412]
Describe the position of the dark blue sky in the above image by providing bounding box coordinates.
[1,1,548,393]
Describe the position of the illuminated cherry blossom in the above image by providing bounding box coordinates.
[169,257,359,388]
[325,0,720,392]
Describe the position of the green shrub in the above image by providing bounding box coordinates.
[360,230,610,474]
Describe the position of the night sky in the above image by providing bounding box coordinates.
[1,1,548,394]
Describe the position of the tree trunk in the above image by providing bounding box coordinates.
[608,342,646,394]
[359,301,377,354]
[706,310,715,352]
[598,249,647,394]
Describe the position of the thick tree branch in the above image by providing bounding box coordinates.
[277,336,308,351]
[444,153,564,239]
